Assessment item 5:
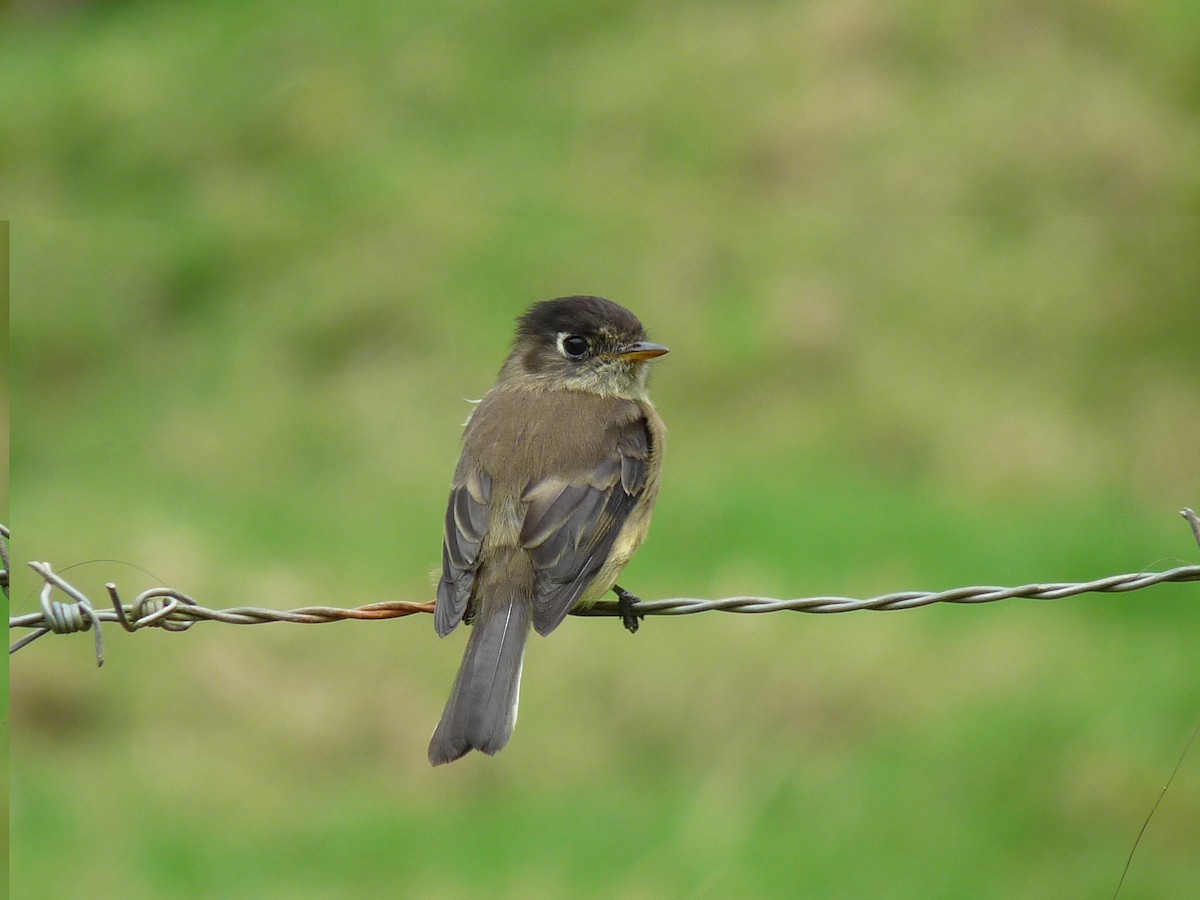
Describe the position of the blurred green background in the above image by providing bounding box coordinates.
[6,0,1200,897]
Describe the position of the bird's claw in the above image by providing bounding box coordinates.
[613,584,644,634]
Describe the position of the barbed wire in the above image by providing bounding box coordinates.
[7,509,1200,667]
[0,522,10,600]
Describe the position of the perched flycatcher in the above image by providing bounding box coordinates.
[428,296,668,765]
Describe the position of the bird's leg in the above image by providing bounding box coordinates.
[612,584,644,634]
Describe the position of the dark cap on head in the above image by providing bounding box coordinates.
[515,296,647,343]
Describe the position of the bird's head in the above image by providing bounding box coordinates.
[501,296,668,399]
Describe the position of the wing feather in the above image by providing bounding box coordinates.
[522,413,654,635]
[435,468,491,637]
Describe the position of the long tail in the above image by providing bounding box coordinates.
[428,598,532,766]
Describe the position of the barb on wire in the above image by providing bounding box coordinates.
[7,509,1200,667]
[1,521,10,600]
[8,556,434,666]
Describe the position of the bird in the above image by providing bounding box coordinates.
[428,295,668,765]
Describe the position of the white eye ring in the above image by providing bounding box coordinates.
[557,333,590,359]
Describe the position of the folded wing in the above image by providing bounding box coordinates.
[520,415,652,635]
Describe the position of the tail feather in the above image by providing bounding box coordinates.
[428,598,531,765]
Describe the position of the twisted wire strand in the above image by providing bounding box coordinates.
[8,510,1200,667]
[0,522,10,600]
[576,564,1200,616]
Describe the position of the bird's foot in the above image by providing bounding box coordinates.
[613,584,644,634]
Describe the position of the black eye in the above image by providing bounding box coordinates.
[561,334,590,359]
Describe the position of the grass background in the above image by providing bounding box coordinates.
[5,0,1200,897]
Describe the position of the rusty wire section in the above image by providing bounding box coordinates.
[8,558,434,666]
[7,510,1200,667]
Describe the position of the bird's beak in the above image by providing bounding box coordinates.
[614,340,670,361]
